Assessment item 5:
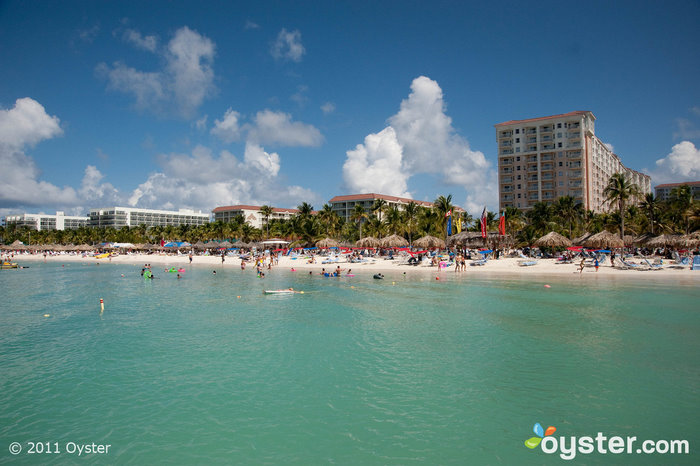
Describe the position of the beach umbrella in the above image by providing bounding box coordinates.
[356,237,380,248]
[193,241,207,250]
[316,238,340,248]
[380,234,409,248]
[9,240,26,250]
[412,235,446,249]
[680,232,700,248]
[572,232,592,246]
[644,234,683,248]
[204,240,219,249]
[583,230,624,249]
[233,241,249,249]
[218,241,233,248]
[534,231,572,248]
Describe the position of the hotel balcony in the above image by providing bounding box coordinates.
[568,170,582,178]
[541,174,554,180]
[567,151,582,158]
[526,156,537,163]
[499,131,513,138]
[502,186,514,193]
[502,168,514,174]
[540,135,553,142]
[501,157,514,164]
[568,122,580,129]
[541,164,554,171]
[500,149,514,155]
[569,161,582,168]
[541,154,554,161]
[502,194,514,201]
[527,137,537,143]
[500,140,513,147]
[568,181,582,188]
[542,183,554,190]
[526,145,537,152]
[527,165,538,172]
[528,175,538,181]
[501,176,513,183]
[541,143,556,150]
[542,193,555,200]
[566,142,581,148]
[540,126,553,133]
[567,132,581,139]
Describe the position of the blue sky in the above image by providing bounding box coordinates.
[1,0,699,219]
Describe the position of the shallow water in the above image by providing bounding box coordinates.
[1,262,698,464]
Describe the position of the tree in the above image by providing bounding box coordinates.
[350,204,368,239]
[433,194,454,240]
[402,201,420,246]
[297,202,314,219]
[259,205,274,239]
[669,185,694,234]
[553,196,582,238]
[603,173,640,239]
[640,193,660,235]
[384,204,403,235]
[371,198,387,228]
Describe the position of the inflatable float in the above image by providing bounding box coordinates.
[264,289,303,294]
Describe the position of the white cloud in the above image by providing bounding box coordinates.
[98,26,216,118]
[674,118,700,140]
[342,76,495,209]
[244,20,260,30]
[194,115,208,131]
[271,28,305,62]
[321,102,336,114]
[650,141,700,184]
[128,143,315,210]
[123,29,158,52]
[343,127,410,197]
[210,109,241,142]
[0,98,78,208]
[290,85,308,107]
[247,109,323,147]
[604,142,614,153]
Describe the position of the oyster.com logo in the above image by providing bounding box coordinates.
[524,422,556,449]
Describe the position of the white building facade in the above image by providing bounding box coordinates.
[88,207,209,228]
[328,193,458,223]
[212,205,299,229]
[495,111,651,213]
[4,211,89,231]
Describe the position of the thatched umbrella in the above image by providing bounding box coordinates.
[9,240,27,250]
[193,241,207,250]
[218,240,233,248]
[356,236,380,248]
[572,232,592,246]
[316,238,340,248]
[534,231,572,248]
[645,234,683,248]
[583,230,624,249]
[233,241,249,249]
[380,234,409,248]
[204,240,219,249]
[412,235,446,249]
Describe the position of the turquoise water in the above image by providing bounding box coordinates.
[1,261,698,464]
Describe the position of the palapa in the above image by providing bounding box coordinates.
[644,234,683,248]
[380,234,409,248]
[534,231,572,248]
[356,236,380,248]
[583,230,624,249]
[412,235,446,249]
[316,238,340,248]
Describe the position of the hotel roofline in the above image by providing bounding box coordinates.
[495,111,595,127]
[212,205,300,214]
[654,181,700,188]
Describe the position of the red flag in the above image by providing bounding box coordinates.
[445,209,451,218]
[498,211,505,236]
[480,207,487,238]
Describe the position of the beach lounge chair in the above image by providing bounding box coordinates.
[692,256,700,271]
[619,259,644,270]
[643,259,663,270]
[518,259,538,266]
[470,259,487,266]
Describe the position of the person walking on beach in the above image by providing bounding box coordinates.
[594,257,599,272]
[221,251,225,264]
[578,258,585,274]
[189,253,193,264]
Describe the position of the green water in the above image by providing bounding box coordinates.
[1,262,698,464]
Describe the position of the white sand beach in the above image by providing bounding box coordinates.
[8,250,700,283]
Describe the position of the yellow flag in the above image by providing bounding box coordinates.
[456,214,462,233]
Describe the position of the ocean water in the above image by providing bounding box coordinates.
[1,261,698,465]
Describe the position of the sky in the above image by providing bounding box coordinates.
[1,0,699,219]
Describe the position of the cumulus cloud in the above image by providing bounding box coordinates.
[123,29,158,52]
[342,76,494,209]
[343,127,410,197]
[128,143,315,210]
[0,98,78,208]
[210,109,241,143]
[271,28,305,62]
[98,26,215,118]
[247,109,323,147]
[649,141,700,184]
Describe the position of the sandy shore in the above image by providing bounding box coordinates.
[8,251,699,283]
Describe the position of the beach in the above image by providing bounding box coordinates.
[9,250,700,283]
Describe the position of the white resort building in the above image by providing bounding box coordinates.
[495,111,651,212]
[4,211,89,231]
[654,181,700,202]
[88,207,209,229]
[212,205,300,229]
[328,193,458,223]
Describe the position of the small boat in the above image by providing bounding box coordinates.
[1,262,19,269]
[264,289,302,294]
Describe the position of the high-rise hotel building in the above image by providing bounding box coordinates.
[495,111,650,213]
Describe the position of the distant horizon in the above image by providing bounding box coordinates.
[1,1,698,218]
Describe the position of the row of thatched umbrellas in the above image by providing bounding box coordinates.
[533,231,700,249]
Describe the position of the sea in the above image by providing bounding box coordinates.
[1,261,698,464]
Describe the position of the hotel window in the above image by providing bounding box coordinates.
[517,194,521,198]
[558,142,562,148]
[516,156,520,161]
[517,184,521,189]
[557,132,562,138]
[516,147,520,152]
[559,161,563,167]
[515,138,520,143]
[557,123,562,128]
[517,175,521,180]
[517,166,520,171]
[515,129,520,134]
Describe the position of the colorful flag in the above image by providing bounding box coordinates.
[446,212,452,236]
[498,211,506,236]
[456,214,462,233]
[480,207,487,238]
[445,209,451,218]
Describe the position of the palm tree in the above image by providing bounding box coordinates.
[317,204,340,238]
[350,204,368,239]
[433,194,454,240]
[502,206,524,236]
[527,202,554,236]
[669,184,694,234]
[640,193,660,235]
[371,198,387,226]
[402,201,420,246]
[259,205,274,239]
[603,173,640,239]
[384,204,403,235]
[553,195,582,238]
[297,202,314,219]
